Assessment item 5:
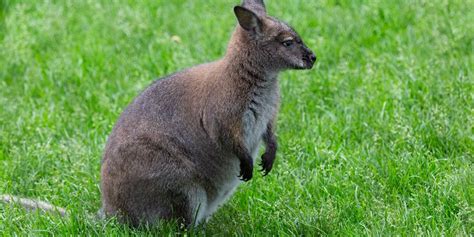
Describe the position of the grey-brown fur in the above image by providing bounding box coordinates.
[100,0,316,227]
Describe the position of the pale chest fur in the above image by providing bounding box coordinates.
[242,81,280,155]
[202,81,280,221]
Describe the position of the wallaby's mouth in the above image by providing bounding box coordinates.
[299,56,316,70]
[298,52,316,70]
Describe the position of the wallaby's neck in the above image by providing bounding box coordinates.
[222,27,279,85]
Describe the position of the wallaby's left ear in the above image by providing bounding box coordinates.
[234,6,263,36]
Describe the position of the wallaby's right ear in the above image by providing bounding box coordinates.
[242,0,266,14]
[234,6,263,36]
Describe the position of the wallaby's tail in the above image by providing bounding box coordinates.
[0,195,68,217]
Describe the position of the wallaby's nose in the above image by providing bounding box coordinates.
[309,53,317,63]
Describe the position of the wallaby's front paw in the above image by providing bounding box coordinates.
[238,159,253,182]
[260,152,275,176]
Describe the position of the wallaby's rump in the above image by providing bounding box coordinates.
[101,0,316,227]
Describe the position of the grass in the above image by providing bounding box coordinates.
[0,0,473,235]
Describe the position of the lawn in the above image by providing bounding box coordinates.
[0,0,473,235]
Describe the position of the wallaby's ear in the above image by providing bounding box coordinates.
[242,0,266,14]
[234,6,263,36]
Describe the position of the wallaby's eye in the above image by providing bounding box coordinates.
[282,40,294,47]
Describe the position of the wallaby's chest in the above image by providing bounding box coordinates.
[242,84,279,153]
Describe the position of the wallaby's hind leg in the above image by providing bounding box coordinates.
[109,186,194,227]
[102,136,209,227]
[102,173,208,227]
[133,185,208,228]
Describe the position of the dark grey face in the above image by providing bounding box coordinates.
[261,20,317,70]
[234,5,317,71]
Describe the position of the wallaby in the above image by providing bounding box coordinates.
[1,0,316,228]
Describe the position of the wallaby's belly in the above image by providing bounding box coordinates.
[204,169,242,219]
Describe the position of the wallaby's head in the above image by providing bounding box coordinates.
[232,0,316,71]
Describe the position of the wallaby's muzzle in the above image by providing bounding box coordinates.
[300,49,317,70]
[304,52,317,69]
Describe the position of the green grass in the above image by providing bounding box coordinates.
[0,0,473,235]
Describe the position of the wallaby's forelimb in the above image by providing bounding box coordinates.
[0,195,68,217]
[261,123,277,175]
